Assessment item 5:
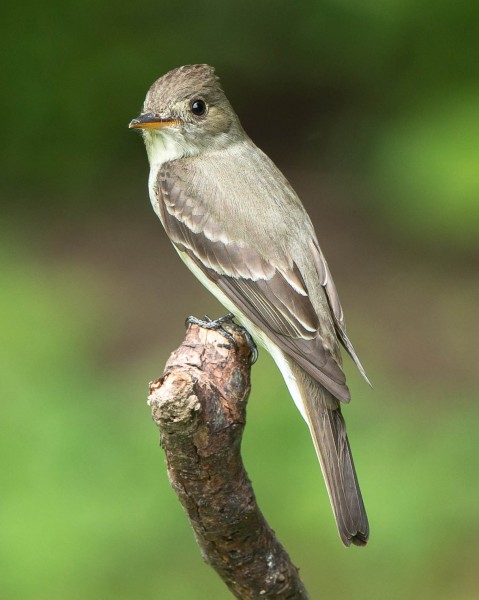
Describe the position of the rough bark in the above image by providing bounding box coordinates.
[147,321,309,599]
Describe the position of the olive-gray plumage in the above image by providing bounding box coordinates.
[131,64,369,546]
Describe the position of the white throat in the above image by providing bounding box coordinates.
[145,130,187,169]
[145,131,189,221]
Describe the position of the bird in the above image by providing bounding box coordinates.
[130,64,370,546]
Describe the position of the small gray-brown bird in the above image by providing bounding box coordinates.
[130,64,370,546]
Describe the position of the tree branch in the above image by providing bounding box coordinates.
[147,321,309,599]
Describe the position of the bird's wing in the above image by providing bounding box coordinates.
[309,239,371,385]
[155,162,352,402]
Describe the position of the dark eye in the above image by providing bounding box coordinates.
[191,99,207,116]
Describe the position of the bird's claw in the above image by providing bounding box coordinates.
[185,313,258,364]
[186,313,237,346]
[241,328,258,364]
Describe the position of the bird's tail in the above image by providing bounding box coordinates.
[290,362,369,546]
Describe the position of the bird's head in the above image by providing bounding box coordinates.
[129,64,243,161]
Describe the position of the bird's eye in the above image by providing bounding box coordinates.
[191,99,207,116]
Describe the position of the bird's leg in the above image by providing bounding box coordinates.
[186,313,237,346]
[185,313,258,364]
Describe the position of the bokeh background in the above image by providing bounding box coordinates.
[2,1,478,598]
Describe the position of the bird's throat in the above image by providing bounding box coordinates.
[144,131,186,168]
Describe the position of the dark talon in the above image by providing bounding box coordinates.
[243,329,258,364]
[186,314,237,346]
[186,313,258,364]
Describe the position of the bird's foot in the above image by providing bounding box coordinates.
[186,313,237,346]
[241,328,258,364]
[185,313,258,364]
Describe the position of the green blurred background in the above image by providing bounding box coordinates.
[2,1,478,598]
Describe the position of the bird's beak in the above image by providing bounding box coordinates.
[129,113,179,129]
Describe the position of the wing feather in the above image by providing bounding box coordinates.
[309,239,371,385]
[157,163,352,402]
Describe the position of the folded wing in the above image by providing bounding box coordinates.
[156,164,353,402]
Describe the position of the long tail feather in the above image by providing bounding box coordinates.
[291,362,369,546]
